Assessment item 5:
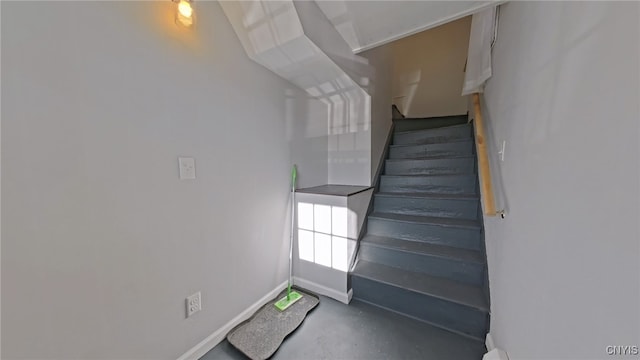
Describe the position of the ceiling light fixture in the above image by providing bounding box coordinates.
[174,0,194,28]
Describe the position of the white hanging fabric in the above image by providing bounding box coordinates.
[462,6,497,95]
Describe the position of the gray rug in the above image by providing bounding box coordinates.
[226,287,319,360]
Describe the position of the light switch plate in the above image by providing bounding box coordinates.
[178,157,196,180]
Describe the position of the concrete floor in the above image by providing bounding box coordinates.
[202,295,486,360]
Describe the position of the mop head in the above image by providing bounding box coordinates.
[226,287,319,360]
[274,290,303,311]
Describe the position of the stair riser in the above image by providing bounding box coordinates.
[374,196,479,219]
[367,218,481,250]
[385,158,475,176]
[393,116,468,133]
[393,126,473,146]
[352,276,488,340]
[379,176,478,194]
[359,245,485,285]
[389,141,474,159]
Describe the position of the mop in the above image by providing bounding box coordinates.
[274,165,303,311]
[226,165,319,360]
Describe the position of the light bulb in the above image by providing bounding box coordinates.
[176,0,194,27]
[178,0,192,18]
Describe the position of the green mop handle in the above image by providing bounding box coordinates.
[288,165,297,299]
[291,165,297,191]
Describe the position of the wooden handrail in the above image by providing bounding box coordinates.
[472,93,497,216]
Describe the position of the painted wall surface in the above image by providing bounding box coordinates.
[292,189,372,303]
[361,45,393,180]
[293,193,350,303]
[294,1,372,187]
[221,0,379,187]
[1,1,319,358]
[287,91,330,189]
[346,189,374,267]
[221,1,396,187]
[315,0,497,53]
[391,16,471,118]
[295,0,373,89]
[218,1,331,189]
[481,2,640,358]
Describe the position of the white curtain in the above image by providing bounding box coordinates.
[462,7,497,95]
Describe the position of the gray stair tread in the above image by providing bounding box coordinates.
[395,115,467,122]
[296,184,372,196]
[386,155,475,162]
[362,235,484,264]
[394,123,472,136]
[382,174,475,178]
[375,192,479,200]
[390,138,472,148]
[369,212,481,229]
[352,261,488,311]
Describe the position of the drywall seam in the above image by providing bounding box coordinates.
[176,281,288,360]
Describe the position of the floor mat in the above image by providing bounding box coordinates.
[226,287,319,360]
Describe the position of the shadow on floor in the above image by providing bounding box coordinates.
[201,295,485,360]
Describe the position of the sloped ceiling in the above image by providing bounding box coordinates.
[315,0,500,53]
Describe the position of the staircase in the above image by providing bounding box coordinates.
[351,115,490,341]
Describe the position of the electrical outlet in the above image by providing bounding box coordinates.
[186,291,202,318]
[178,157,196,180]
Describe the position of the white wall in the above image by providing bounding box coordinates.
[294,0,373,187]
[0,1,3,355]
[1,1,317,358]
[315,0,497,53]
[220,0,383,187]
[217,1,331,189]
[287,90,330,189]
[360,45,393,180]
[391,16,471,118]
[296,0,394,186]
[295,0,372,88]
[482,2,640,358]
[292,189,372,304]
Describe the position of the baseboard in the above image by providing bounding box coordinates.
[483,348,509,360]
[485,333,495,351]
[482,333,509,360]
[293,276,351,304]
[176,280,288,360]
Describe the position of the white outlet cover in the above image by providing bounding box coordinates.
[178,157,196,180]
[186,291,202,318]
